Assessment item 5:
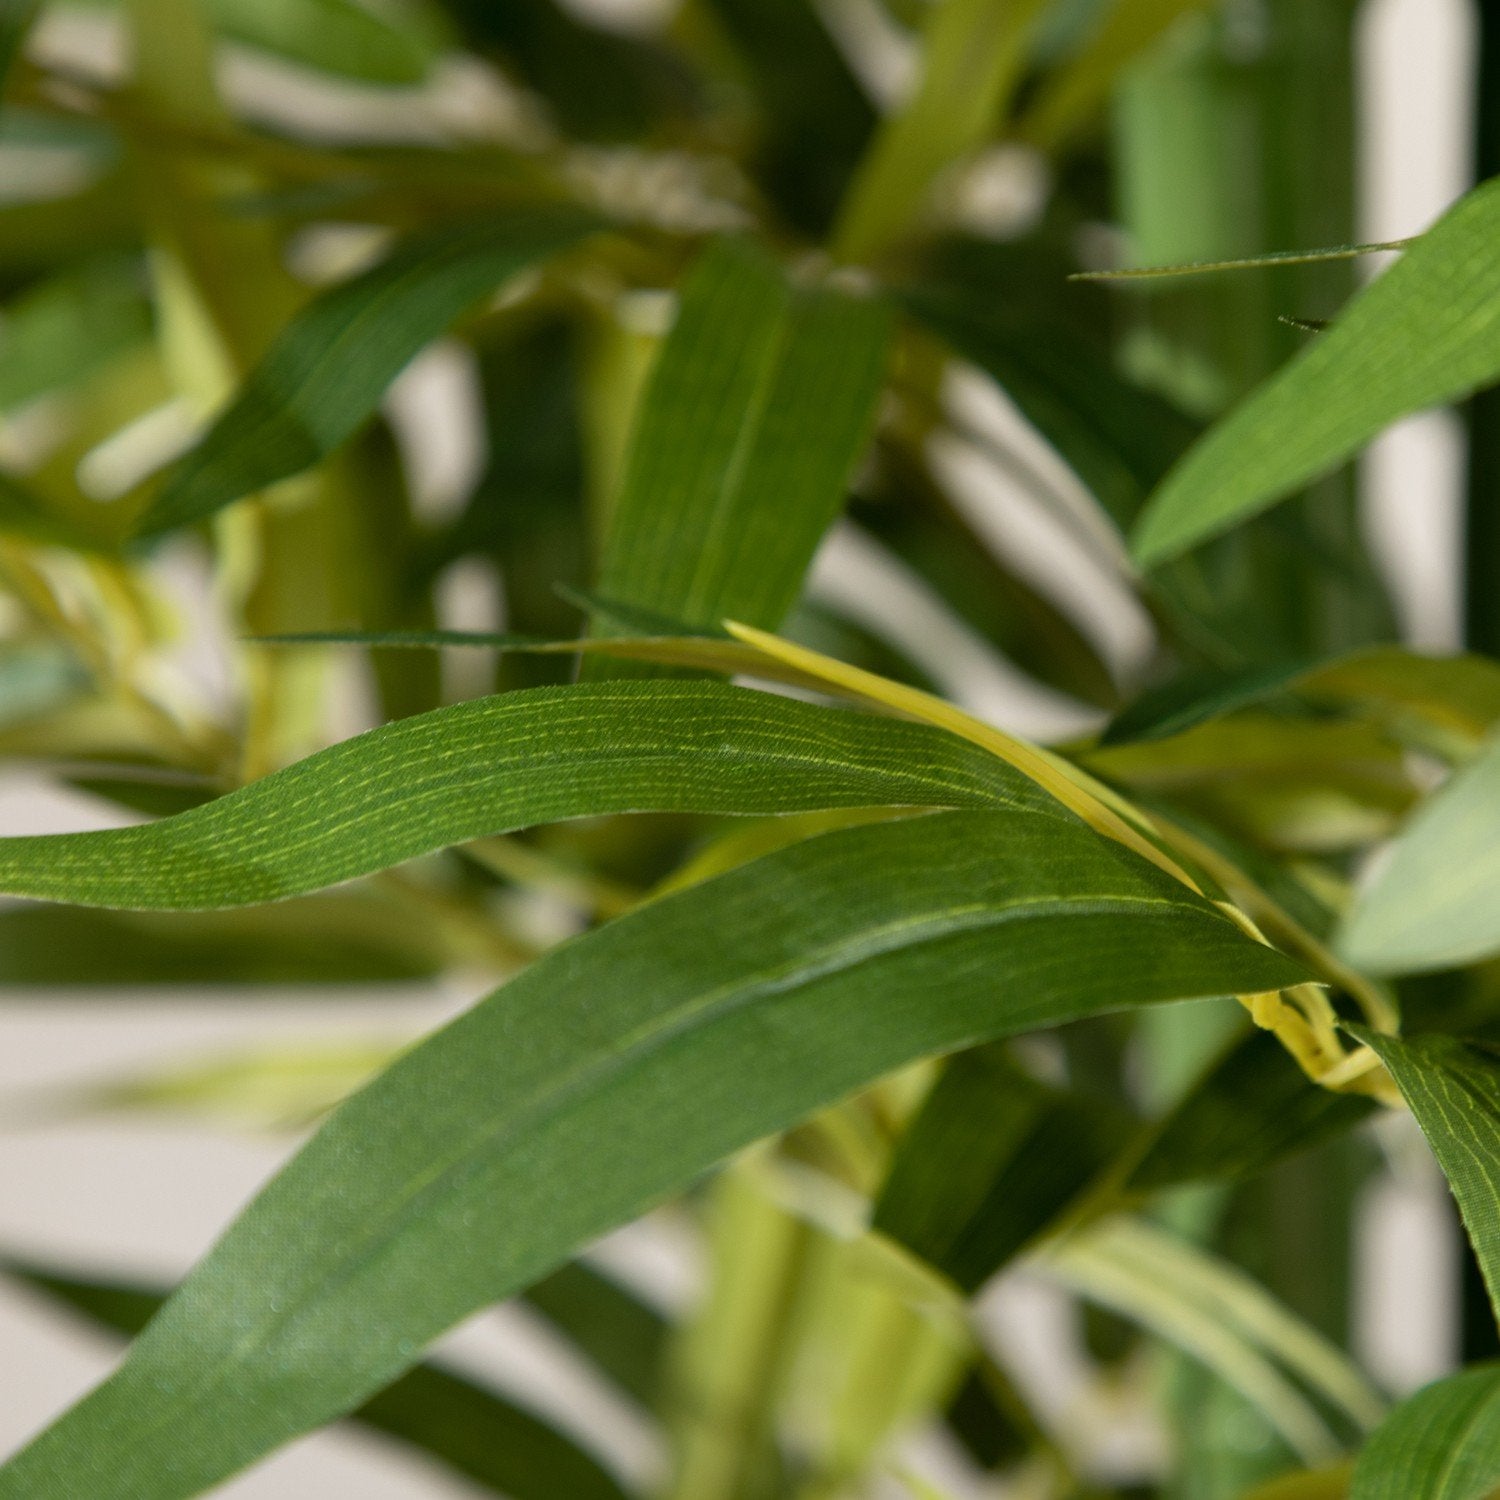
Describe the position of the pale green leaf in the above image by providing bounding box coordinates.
[205,0,440,85]
[0,812,1306,1498]
[136,209,598,539]
[1350,1365,1500,1500]
[1338,734,1500,974]
[0,680,1063,909]
[1132,177,1500,566]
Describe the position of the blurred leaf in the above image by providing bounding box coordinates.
[1353,1030,1500,1326]
[1045,1217,1385,1462]
[136,208,599,538]
[0,0,38,95]
[1074,239,1411,282]
[2,1260,633,1500]
[1350,1364,1500,1500]
[0,680,1069,908]
[703,0,875,235]
[833,0,1051,263]
[0,811,1306,1498]
[1102,659,1317,745]
[444,0,700,140]
[1020,0,1214,148]
[0,257,152,414]
[1125,1030,1378,1193]
[593,238,891,638]
[1339,734,1500,974]
[875,1044,1124,1292]
[1133,177,1500,566]
[1239,1463,1352,1499]
[203,0,440,84]
[0,898,445,985]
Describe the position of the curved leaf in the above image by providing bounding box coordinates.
[1350,1365,1500,1500]
[136,209,598,539]
[0,811,1306,1498]
[0,680,1065,910]
[1133,177,1500,566]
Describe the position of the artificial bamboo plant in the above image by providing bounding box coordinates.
[1,0,1499,1496]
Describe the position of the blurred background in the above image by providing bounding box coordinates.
[0,0,1485,1494]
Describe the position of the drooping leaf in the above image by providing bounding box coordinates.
[135,209,599,539]
[1124,1029,1378,1193]
[1132,177,1500,566]
[1338,734,1500,974]
[0,811,1306,1498]
[874,1044,1124,1292]
[0,680,1067,909]
[1350,1364,1500,1500]
[2,1260,632,1500]
[592,238,891,637]
[1352,1029,1500,1324]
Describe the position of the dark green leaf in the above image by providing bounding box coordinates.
[3,1261,631,1500]
[136,209,598,539]
[1133,177,1500,566]
[1101,660,1318,746]
[0,680,1062,909]
[0,811,1307,1498]
[1353,1029,1500,1324]
[1125,1030,1378,1193]
[593,238,891,635]
[1350,1364,1500,1500]
[875,1044,1124,1292]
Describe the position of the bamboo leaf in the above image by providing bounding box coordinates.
[135,209,599,539]
[204,0,440,84]
[1351,1030,1500,1325]
[0,0,38,95]
[3,1260,633,1500]
[1132,177,1500,567]
[0,812,1305,1499]
[593,238,891,635]
[0,680,1066,909]
[874,1044,1124,1292]
[1072,240,1412,283]
[1350,1365,1500,1500]
[1338,734,1500,974]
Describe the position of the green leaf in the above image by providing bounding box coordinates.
[1124,1029,1378,1193]
[0,898,445,985]
[1338,733,1500,974]
[135,209,599,539]
[204,0,440,85]
[1101,660,1318,746]
[0,0,38,96]
[593,238,891,634]
[1351,1030,1500,1325]
[3,1260,632,1500]
[874,1044,1124,1292]
[0,257,152,414]
[1350,1365,1500,1500]
[0,811,1306,1498]
[0,680,1064,909]
[832,0,1051,263]
[1132,177,1500,567]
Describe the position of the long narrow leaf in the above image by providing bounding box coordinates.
[593,238,890,635]
[1350,1365,1500,1499]
[136,209,598,539]
[1132,177,1500,566]
[0,680,1062,909]
[0,811,1306,1498]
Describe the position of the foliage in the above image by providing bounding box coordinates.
[0,1,1496,1497]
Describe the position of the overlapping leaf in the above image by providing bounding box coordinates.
[0,680,1063,909]
[136,209,598,539]
[1132,177,1500,565]
[0,811,1305,1498]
